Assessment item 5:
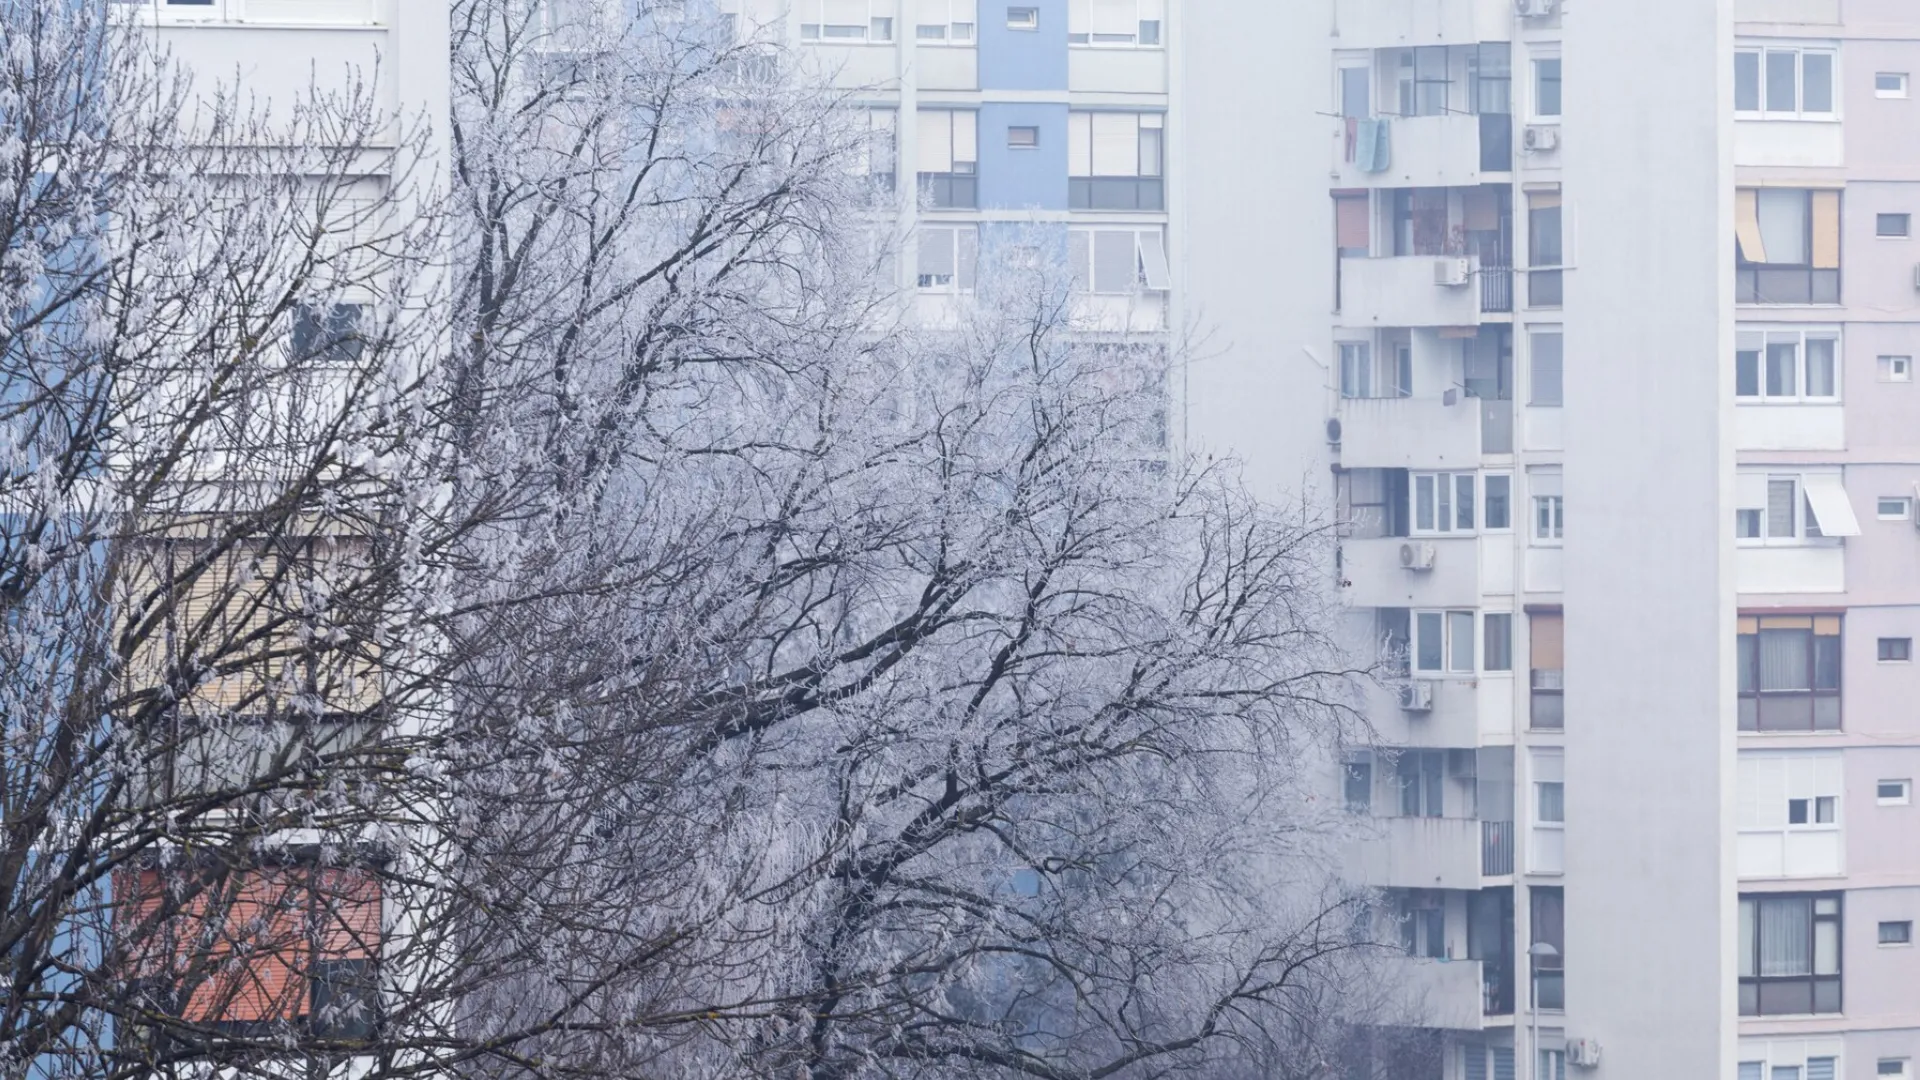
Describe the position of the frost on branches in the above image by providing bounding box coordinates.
[0,2,1394,1078]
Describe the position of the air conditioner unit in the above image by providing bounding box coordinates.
[1567,1039,1602,1068]
[1523,125,1561,152]
[1399,541,1437,570]
[1399,680,1435,712]
[1326,417,1344,445]
[1516,0,1559,18]
[1433,258,1471,287]
[1911,262,1920,290]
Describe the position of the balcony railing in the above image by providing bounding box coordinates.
[1479,265,1513,313]
[1483,961,1515,1016]
[1481,820,1515,876]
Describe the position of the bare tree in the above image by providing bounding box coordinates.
[0,2,1389,1079]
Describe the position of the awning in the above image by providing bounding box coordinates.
[1802,473,1860,536]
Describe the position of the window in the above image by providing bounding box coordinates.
[916,110,978,209]
[1339,339,1413,400]
[797,0,897,41]
[290,304,366,367]
[1468,43,1512,115]
[1006,5,1037,29]
[1484,613,1513,672]
[1880,355,1913,382]
[1534,57,1562,118]
[1007,125,1038,148]
[1410,472,1477,534]
[1881,1062,1911,1080]
[1530,611,1564,730]
[1068,112,1164,211]
[855,108,898,191]
[1485,474,1512,530]
[1528,190,1563,307]
[118,866,382,1039]
[1530,329,1563,406]
[1738,892,1842,1015]
[1735,328,1840,402]
[1880,921,1913,945]
[1536,781,1564,823]
[1344,753,1373,813]
[1735,473,1858,544]
[1413,610,1477,675]
[1735,46,1837,118]
[1877,497,1913,520]
[916,225,978,292]
[1533,496,1563,541]
[1396,751,1445,818]
[1737,614,1842,731]
[1877,72,1910,98]
[1067,0,1164,47]
[1394,46,1452,117]
[1879,637,1912,662]
[1539,1051,1567,1080]
[1395,890,1447,957]
[1736,188,1842,304]
[915,0,975,41]
[1068,228,1171,294]
[1530,886,1564,1011]
[1879,779,1913,805]
[1878,213,1912,238]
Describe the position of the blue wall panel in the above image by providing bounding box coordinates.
[977,103,1068,211]
[978,0,1067,91]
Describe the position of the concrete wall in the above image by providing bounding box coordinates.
[1562,9,1735,1080]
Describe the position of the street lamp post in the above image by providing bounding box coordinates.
[1528,941,1561,1080]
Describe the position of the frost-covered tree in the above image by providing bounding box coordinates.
[0,1,1387,1078]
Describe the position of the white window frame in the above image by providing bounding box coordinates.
[1880,355,1913,383]
[1736,471,1850,547]
[1066,0,1165,48]
[1879,921,1915,947]
[1533,495,1564,543]
[1735,327,1842,404]
[1739,1047,1844,1080]
[1007,125,1039,149]
[1412,609,1478,676]
[915,224,978,293]
[1006,5,1039,29]
[1879,779,1914,806]
[1531,51,1562,122]
[798,0,897,42]
[1876,73,1910,99]
[914,0,975,42]
[1739,751,1844,842]
[1410,471,1478,536]
[1068,227,1171,294]
[1735,44,1840,120]
[1877,213,1913,239]
[1484,472,1514,532]
[1879,637,1914,663]
[1878,496,1913,520]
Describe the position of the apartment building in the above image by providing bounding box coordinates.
[1180,1,1920,1080]
[731,0,1173,331]
[111,0,449,1053]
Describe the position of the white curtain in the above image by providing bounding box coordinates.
[1758,898,1811,976]
[1759,629,1810,691]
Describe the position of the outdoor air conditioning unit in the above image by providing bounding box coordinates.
[1400,540,1437,570]
[1911,262,1920,290]
[1516,0,1559,18]
[1523,125,1561,152]
[1433,258,1471,287]
[1567,1039,1603,1069]
[1326,417,1343,446]
[1399,680,1435,712]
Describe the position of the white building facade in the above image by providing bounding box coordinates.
[1179,1,1920,1080]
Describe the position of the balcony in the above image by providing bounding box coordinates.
[1331,113,1512,190]
[1340,536,1480,609]
[1338,255,1485,329]
[1333,0,1514,49]
[1345,815,1506,890]
[1335,395,1482,471]
[1373,957,1489,1031]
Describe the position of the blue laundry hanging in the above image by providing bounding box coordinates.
[1356,118,1391,174]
